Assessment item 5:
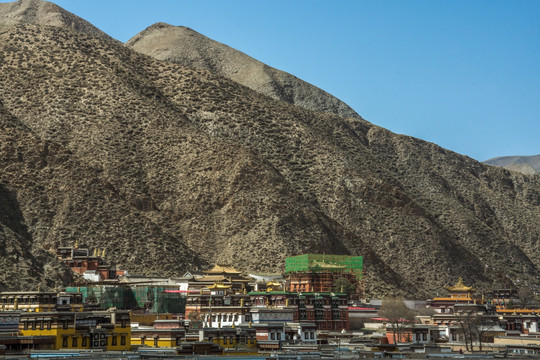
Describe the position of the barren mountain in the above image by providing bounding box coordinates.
[484,155,540,175]
[126,23,361,120]
[0,0,113,41]
[1,20,540,298]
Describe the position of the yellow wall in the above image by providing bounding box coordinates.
[21,323,130,351]
[132,337,178,348]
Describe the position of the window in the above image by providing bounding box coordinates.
[112,336,117,346]
[72,336,78,347]
[62,337,68,348]
[270,332,275,340]
[310,331,315,339]
[24,321,28,330]
[39,321,44,330]
[63,320,69,329]
[82,336,88,347]
[32,321,36,330]
[121,336,126,346]
[47,321,51,330]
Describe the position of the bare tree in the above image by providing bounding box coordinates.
[379,297,416,344]
[471,315,496,352]
[453,309,476,352]
[188,310,204,329]
[517,287,534,308]
[453,307,495,352]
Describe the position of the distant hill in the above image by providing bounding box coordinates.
[0,0,114,41]
[484,155,540,175]
[126,23,361,120]
[1,4,540,297]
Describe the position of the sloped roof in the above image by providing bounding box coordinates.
[193,275,228,282]
[446,277,475,292]
[206,265,241,274]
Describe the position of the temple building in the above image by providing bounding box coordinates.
[427,278,485,314]
[187,265,252,294]
[56,243,125,281]
[249,291,349,331]
[0,290,130,352]
[284,254,363,298]
[185,281,252,328]
[1,291,83,312]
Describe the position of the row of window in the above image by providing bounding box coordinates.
[206,337,255,344]
[24,320,53,330]
[2,297,56,304]
[208,314,240,322]
[24,319,128,330]
[62,335,127,347]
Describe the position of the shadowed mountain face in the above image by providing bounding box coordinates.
[484,155,540,175]
[126,23,361,120]
[1,20,540,297]
[0,0,114,41]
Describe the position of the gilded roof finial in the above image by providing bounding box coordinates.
[93,248,97,257]
[446,277,475,292]
[74,240,78,248]
[102,249,106,258]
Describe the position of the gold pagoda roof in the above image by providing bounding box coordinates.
[446,277,475,292]
[207,282,232,290]
[193,275,228,282]
[205,265,241,274]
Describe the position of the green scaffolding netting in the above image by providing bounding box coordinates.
[284,254,363,280]
[65,286,186,313]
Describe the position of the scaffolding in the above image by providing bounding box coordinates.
[284,254,364,298]
[65,285,186,314]
[284,254,363,280]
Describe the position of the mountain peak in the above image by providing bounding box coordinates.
[126,22,362,120]
[0,0,114,41]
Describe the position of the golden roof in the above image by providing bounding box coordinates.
[446,277,475,292]
[206,265,241,274]
[207,282,232,290]
[313,260,346,269]
[194,275,228,282]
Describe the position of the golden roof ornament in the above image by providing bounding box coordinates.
[207,281,232,290]
[446,277,475,292]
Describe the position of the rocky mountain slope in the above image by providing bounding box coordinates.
[126,23,361,120]
[484,155,540,175]
[0,0,113,41]
[1,17,540,297]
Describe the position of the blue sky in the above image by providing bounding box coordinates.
[7,0,540,161]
